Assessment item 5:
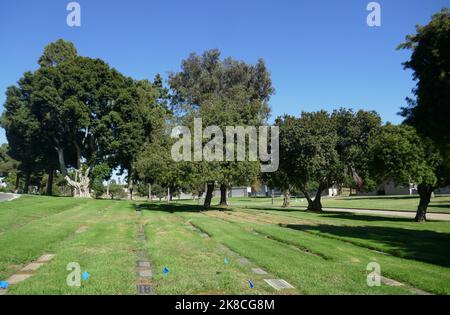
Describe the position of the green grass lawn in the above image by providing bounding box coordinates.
[195,195,450,213]
[1,195,450,295]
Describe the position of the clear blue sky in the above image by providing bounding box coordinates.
[0,0,448,145]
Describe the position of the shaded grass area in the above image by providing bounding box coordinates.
[182,195,450,213]
[206,210,450,294]
[239,208,450,268]
[189,212,408,295]
[320,195,450,213]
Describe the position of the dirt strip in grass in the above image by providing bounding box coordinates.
[140,208,280,294]
[5,201,137,294]
[135,206,155,295]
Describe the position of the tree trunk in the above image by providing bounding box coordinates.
[167,187,170,203]
[14,173,20,193]
[46,168,54,196]
[300,187,314,210]
[271,189,274,205]
[203,182,215,210]
[55,146,91,198]
[307,185,324,211]
[148,184,152,202]
[23,171,30,194]
[415,183,434,222]
[219,184,228,207]
[127,168,133,200]
[282,190,290,208]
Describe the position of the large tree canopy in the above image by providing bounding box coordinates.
[2,39,167,197]
[368,124,446,222]
[275,111,341,211]
[269,109,381,211]
[168,49,274,208]
[395,8,450,221]
[102,77,168,199]
[332,109,382,192]
[398,8,450,150]
[30,56,129,197]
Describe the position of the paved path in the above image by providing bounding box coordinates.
[0,193,19,202]
[323,207,450,222]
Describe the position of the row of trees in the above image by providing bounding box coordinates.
[266,109,380,210]
[1,40,169,198]
[266,9,450,222]
[0,9,448,222]
[0,40,272,206]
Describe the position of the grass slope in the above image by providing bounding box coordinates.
[1,196,449,295]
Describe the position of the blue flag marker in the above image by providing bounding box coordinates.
[248,278,254,289]
[82,271,90,281]
[0,281,8,289]
[163,267,169,275]
[224,257,229,265]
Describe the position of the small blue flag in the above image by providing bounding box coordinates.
[224,257,229,265]
[248,278,254,289]
[0,281,8,289]
[82,271,90,281]
[163,267,169,275]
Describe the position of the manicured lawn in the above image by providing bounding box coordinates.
[198,195,450,213]
[320,195,450,213]
[1,195,450,294]
[1,197,136,294]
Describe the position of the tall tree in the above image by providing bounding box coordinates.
[1,72,44,193]
[332,109,382,193]
[273,109,379,211]
[368,124,445,222]
[169,49,274,209]
[29,55,127,197]
[37,39,78,194]
[398,8,450,150]
[396,8,450,221]
[275,112,342,211]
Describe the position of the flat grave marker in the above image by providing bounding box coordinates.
[264,279,295,290]
[252,268,268,275]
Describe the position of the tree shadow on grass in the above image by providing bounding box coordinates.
[137,202,231,213]
[429,204,450,210]
[285,223,450,268]
[334,196,419,201]
[242,206,308,213]
[243,206,417,222]
[318,212,417,223]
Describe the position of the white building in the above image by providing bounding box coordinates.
[0,177,7,188]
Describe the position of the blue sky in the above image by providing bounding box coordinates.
[0,0,448,145]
